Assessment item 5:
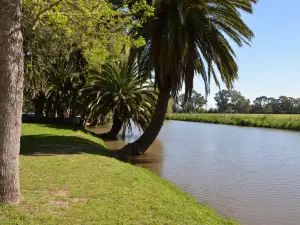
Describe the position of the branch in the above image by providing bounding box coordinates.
[32,0,65,31]
[65,1,85,14]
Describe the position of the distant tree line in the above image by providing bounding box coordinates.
[172,90,300,114]
[250,95,300,114]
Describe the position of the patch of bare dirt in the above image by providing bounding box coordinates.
[71,198,88,203]
[49,200,69,207]
[50,190,88,207]
[54,190,70,197]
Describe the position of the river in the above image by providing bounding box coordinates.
[90,120,300,225]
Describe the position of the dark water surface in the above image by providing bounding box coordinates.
[90,121,300,225]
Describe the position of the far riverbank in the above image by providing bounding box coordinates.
[166,113,300,131]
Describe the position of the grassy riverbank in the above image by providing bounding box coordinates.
[0,124,237,225]
[167,113,300,130]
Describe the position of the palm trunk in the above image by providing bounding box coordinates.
[117,90,170,156]
[78,107,87,128]
[92,112,123,140]
[34,91,45,119]
[102,112,123,139]
[0,0,23,204]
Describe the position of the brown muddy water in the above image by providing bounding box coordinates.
[89,120,300,225]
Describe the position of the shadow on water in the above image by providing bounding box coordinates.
[20,135,114,157]
[88,125,165,176]
[129,141,164,176]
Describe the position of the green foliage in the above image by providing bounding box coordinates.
[174,91,206,113]
[22,0,153,96]
[251,96,300,114]
[22,0,154,117]
[167,113,300,131]
[213,91,300,114]
[82,61,157,133]
[131,0,257,98]
[167,98,174,115]
[215,90,250,113]
[45,56,86,118]
[0,123,238,224]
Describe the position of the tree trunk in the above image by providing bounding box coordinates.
[99,112,123,140]
[78,111,86,128]
[57,107,65,119]
[116,89,170,156]
[89,117,100,127]
[0,0,23,204]
[33,91,45,119]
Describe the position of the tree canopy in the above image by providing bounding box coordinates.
[173,91,206,113]
[23,0,153,103]
[131,0,257,98]
[214,90,250,113]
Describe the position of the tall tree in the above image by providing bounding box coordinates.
[278,96,294,114]
[174,91,206,113]
[215,90,230,113]
[0,0,23,204]
[228,90,250,113]
[266,97,280,114]
[252,96,269,113]
[119,0,258,156]
[214,90,250,113]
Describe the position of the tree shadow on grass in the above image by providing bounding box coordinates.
[37,124,114,141]
[39,124,84,131]
[20,135,116,157]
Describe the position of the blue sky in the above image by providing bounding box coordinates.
[193,0,300,108]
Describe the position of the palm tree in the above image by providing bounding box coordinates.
[82,61,157,139]
[45,57,84,118]
[118,0,258,156]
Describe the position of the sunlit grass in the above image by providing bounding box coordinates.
[167,113,300,130]
[0,124,237,225]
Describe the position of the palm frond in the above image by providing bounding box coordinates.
[130,0,257,100]
[82,60,157,134]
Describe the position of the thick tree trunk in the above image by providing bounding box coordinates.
[117,90,170,156]
[57,107,65,119]
[0,0,23,204]
[99,112,123,140]
[78,112,86,128]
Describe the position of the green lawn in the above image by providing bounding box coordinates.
[0,123,237,225]
[167,113,300,131]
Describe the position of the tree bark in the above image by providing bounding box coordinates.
[99,112,123,140]
[0,0,23,204]
[89,112,123,140]
[117,89,170,156]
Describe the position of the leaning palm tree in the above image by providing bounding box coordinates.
[118,0,258,156]
[82,61,157,139]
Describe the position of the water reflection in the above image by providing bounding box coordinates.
[90,121,300,225]
[89,125,164,176]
